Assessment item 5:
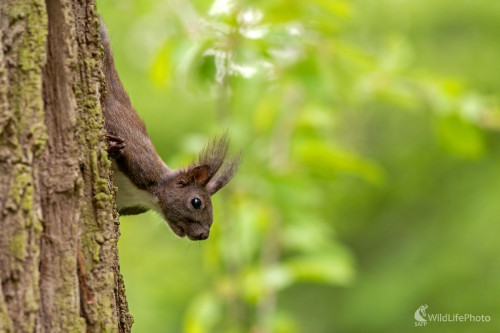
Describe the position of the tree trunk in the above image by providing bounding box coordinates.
[0,0,133,332]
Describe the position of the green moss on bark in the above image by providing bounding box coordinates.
[0,288,14,333]
[5,165,32,213]
[9,233,27,261]
[1,1,131,331]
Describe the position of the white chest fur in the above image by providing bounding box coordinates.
[111,161,160,212]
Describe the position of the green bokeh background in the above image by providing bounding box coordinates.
[98,0,500,332]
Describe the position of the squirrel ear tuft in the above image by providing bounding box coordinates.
[207,152,241,195]
[188,165,212,186]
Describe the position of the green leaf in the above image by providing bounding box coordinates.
[294,140,385,185]
[184,292,222,333]
[436,114,485,159]
[242,266,293,303]
[150,43,171,86]
[283,253,355,285]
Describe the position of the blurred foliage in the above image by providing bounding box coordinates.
[98,0,500,332]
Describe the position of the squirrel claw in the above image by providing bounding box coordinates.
[106,132,125,158]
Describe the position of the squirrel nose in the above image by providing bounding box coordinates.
[199,230,209,240]
[194,230,209,241]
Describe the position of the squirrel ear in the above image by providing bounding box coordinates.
[189,165,212,186]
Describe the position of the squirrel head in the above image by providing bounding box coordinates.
[156,135,240,241]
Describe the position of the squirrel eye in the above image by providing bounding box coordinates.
[191,197,202,209]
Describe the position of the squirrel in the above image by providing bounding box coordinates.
[99,20,239,241]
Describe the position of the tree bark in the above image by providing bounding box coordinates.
[0,0,132,332]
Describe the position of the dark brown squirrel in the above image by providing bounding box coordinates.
[99,20,239,241]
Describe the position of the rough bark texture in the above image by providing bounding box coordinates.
[0,0,132,332]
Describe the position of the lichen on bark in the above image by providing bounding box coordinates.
[0,0,48,331]
[0,0,132,332]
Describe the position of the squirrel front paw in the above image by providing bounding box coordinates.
[105,132,125,158]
